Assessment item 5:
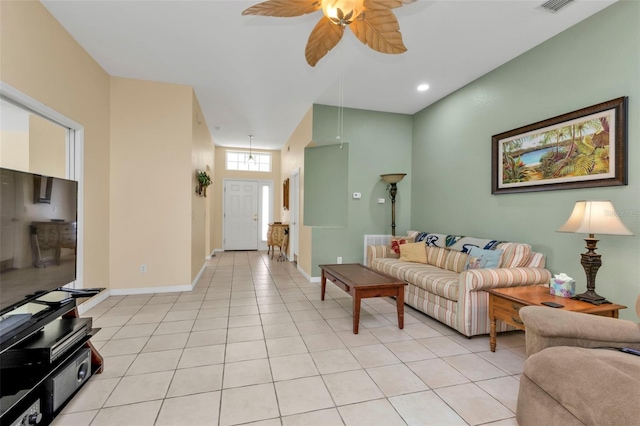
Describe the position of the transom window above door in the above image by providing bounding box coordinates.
[226,150,271,172]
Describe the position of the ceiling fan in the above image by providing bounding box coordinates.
[242,0,414,67]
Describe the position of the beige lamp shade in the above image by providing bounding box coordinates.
[380,173,406,184]
[557,201,633,236]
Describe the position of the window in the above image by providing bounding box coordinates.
[226,151,271,172]
[261,185,270,241]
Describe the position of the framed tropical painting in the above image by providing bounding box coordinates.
[491,97,628,194]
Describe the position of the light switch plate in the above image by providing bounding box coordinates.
[378,198,386,204]
[353,192,362,199]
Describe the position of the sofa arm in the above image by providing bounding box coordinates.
[460,267,552,292]
[366,245,398,265]
[520,306,640,356]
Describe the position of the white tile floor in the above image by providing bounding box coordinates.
[53,251,527,426]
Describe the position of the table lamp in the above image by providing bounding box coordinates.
[557,200,633,305]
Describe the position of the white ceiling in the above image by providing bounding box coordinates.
[41,0,617,150]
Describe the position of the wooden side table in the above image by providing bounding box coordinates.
[487,286,626,352]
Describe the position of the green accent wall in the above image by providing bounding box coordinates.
[310,105,413,276]
[304,143,349,227]
[411,1,640,319]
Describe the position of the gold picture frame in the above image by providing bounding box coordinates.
[492,97,628,194]
[283,178,290,210]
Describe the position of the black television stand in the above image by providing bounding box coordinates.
[0,291,103,426]
[0,314,33,336]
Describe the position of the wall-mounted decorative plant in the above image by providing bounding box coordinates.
[196,170,212,197]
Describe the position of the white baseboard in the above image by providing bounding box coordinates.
[110,284,193,296]
[192,263,206,287]
[108,263,207,297]
[77,289,111,315]
[297,265,321,283]
[206,248,224,259]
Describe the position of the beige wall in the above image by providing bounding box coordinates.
[280,106,313,276]
[212,146,281,251]
[0,131,29,171]
[0,114,67,179]
[29,114,66,179]
[191,92,214,280]
[1,0,111,289]
[110,77,192,290]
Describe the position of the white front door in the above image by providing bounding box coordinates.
[224,180,259,250]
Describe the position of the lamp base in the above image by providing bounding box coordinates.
[571,289,611,306]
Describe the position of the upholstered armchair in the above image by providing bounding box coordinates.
[516,296,640,426]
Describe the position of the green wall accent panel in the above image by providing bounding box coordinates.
[304,143,349,227]
[310,105,413,276]
[410,1,640,320]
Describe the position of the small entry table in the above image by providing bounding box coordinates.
[487,286,626,352]
[267,223,288,260]
[320,263,407,334]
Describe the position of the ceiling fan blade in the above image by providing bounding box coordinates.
[305,16,345,66]
[362,0,404,10]
[242,0,322,17]
[349,9,407,54]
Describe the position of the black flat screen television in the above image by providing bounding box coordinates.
[0,168,78,315]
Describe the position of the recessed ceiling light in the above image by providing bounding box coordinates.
[417,84,429,92]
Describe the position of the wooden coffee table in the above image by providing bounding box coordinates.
[487,286,626,352]
[320,263,407,334]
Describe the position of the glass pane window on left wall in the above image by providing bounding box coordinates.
[261,185,269,241]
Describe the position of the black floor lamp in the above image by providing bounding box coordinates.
[380,173,406,237]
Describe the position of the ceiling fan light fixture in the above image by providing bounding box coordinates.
[248,135,255,162]
[242,0,412,66]
[321,0,363,25]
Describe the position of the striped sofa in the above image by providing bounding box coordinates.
[367,232,551,337]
